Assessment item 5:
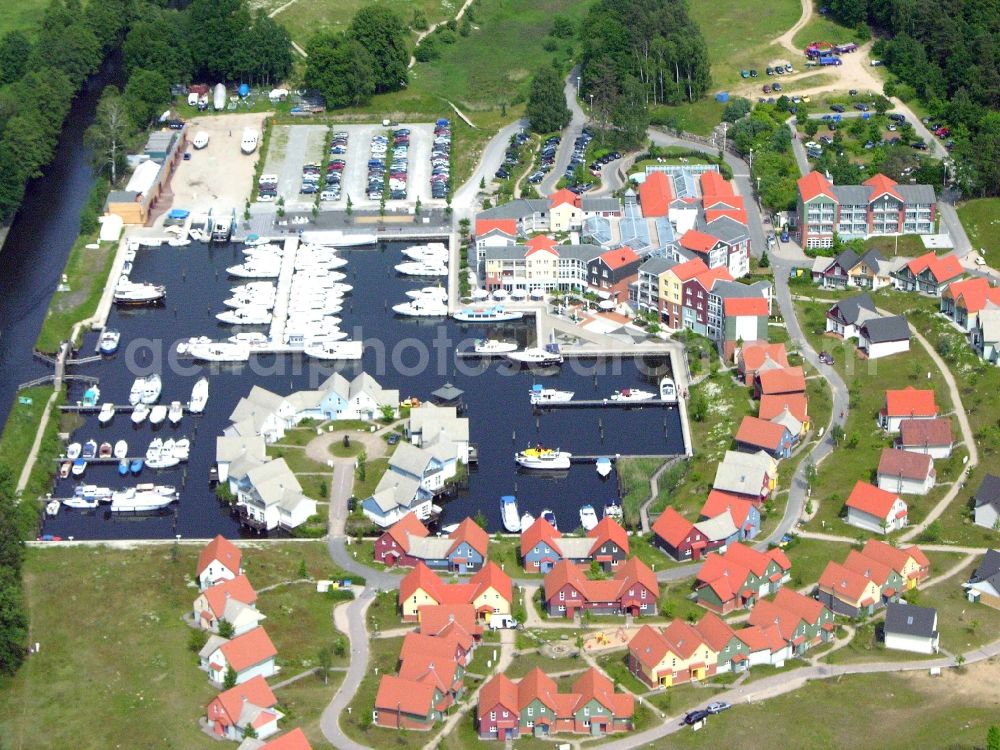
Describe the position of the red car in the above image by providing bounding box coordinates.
[763,85,772,94]
[934,126,949,137]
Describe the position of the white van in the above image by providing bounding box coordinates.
[489,614,518,630]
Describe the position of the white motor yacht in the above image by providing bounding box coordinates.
[189,377,209,413]
[98,403,115,425]
[110,489,176,512]
[579,505,599,531]
[172,439,190,461]
[406,286,448,302]
[129,377,146,405]
[99,330,121,354]
[520,512,536,532]
[529,385,574,405]
[224,294,275,310]
[168,401,184,425]
[401,243,448,263]
[473,339,518,355]
[507,344,563,367]
[187,341,252,362]
[113,440,128,459]
[595,457,613,478]
[231,282,276,296]
[140,374,161,404]
[66,442,82,460]
[515,446,572,470]
[659,376,678,403]
[610,388,655,402]
[217,307,272,325]
[303,339,364,360]
[392,298,448,317]
[453,306,523,323]
[131,403,150,424]
[114,280,165,305]
[294,256,348,271]
[148,405,167,425]
[394,261,448,277]
[298,230,376,247]
[226,261,280,278]
[228,332,268,346]
[500,495,520,533]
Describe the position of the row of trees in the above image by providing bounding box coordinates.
[825,0,1000,196]
[303,4,409,109]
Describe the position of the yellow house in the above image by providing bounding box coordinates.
[861,540,931,589]
[399,562,513,622]
[818,561,883,616]
[548,188,583,232]
[627,621,718,688]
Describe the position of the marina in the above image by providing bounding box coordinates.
[36,237,685,539]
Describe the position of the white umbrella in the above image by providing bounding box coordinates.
[598,300,616,311]
[158,110,171,122]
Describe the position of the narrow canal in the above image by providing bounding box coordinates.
[0,57,126,428]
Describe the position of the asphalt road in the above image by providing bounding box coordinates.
[539,67,587,195]
[452,117,528,221]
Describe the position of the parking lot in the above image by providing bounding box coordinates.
[168,112,267,216]
[256,123,444,212]
[260,124,327,211]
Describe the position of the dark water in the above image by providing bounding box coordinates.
[0,57,126,430]
[39,241,684,539]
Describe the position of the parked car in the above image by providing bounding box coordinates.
[819,351,834,365]
[740,69,750,78]
[766,66,774,75]
[889,113,906,122]
[683,710,710,726]
[773,82,782,92]
[911,140,928,150]
[763,84,771,93]
[749,69,758,77]
[706,702,731,714]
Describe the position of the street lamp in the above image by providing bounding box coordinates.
[589,94,594,111]
[576,76,581,93]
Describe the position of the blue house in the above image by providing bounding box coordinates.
[376,515,489,573]
[735,416,796,460]
[701,491,762,541]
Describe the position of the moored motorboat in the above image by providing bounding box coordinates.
[118,459,129,476]
[217,307,272,326]
[63,493,99,510]
[168,401,183,425]
[99,330,121,355]
[82,440,98,459]
[129,377,145,406]
[110,489,176,512]
[45,499,61,517]
[224,294,275,310]
[515,445,572,470]
[401,243,448,262]
[473,339,518,355]
[392,298,448,317]
[129,458,144,474]
[659,376,678,404]
[71,458,87,477]
[394,261,448,277]
[98,442,112,458]
[228,332,268,347]
[66,442,82,460]
[186,341,251,362]
[603,501,623,521]
[541,508,558,530]
[303,339,363,360]
[140,374,162,404]
[226,261,280,278]
[172,438,190,460]
[82,385,101,407]
[406,286,448,302]
[507,344,563,367]
[98,403,115,425]
[579,504,599,531]
[114,279,165,305]
[149,405,167,425]
[529,385,574,405]
[610,388,655,402]
[520,512,535,532]
[500,495,521,533]
[453,305,523,323]
[595,457,613,477]
[189,377,209,413]
[131,403,150,424]
[59,461,71,479]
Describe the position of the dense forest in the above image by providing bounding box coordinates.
[827,0,1000,196]
[580,0,712,106]
[0,0,292,224]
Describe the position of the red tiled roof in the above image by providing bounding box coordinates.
[520,517,562,558]
[898,417,952,448]
[906,252,963,283]
[400,562,447,603]
[386,512,429,552]
[202,574,258,617]
[758,366,806,395]
[845,481,903,520]
[819,560,876,602]
[724,541,790,577]
[599,247,640,271]
[478,672,519,718]
[773,587,826,624]
[376,674,438,716]
[877,448,933,481]
[587,516,630,556]
[543,557,658,605]
[735,416,788,450]
[260,728,313,750]
[860,539,926,577]
[517,667,560,711]
[694,266,734,291]
[208,675,277,726]
[842,549,894,587]
[758,394,809,423]
[670,258,710,282]
[945,277,989,309]
[572,668,634,718]
[797,171,836,202]
[197,535,241,577]
[740,343,789,372]
[525,235,558,255]
[448,517,489,557]
[475,218,517,237]
[638,172,673,217]
[705,207,748,224]
[613,556,658,595]
[549,188,581,209]
[700,492,755,528]
[862,173,902,202]
[680,229,720,253]
[905,545,931,569]
[735,624,785,653]
[694,611,738,652]
[398,648,460,693]
[700,170,732,198]
[659,618,709,659]
[651,506,696,547]
[884,387,938,418]
[219,627,277,673]
[724,297,768,317]
[696,554,750,602]
[470,560,513,603]
[628,624,671,669]
[418,604,482,639]
[401,630,465,665]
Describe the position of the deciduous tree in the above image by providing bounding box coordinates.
[85,86,135,185]
[526,66,570,134]
[349,3,408,93]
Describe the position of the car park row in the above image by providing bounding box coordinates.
[430,118,450,200]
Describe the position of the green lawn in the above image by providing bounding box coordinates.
[35,238,117,353]
[594,652,650,695]
[0,0,47,37]
[822,619,939,665]
[616,456,667,529]
[651,99,728,138]
[644,683,726,715]
[793,299,959,536]
[662,669,998,749]
[505,652,586,679]
[367,589,408,633]
[790,15,863,53]
[257,582,350,670]
[785,537,854,588]
[863,234,929,258]
[689,0,802,89]
[0,543,339,749]
[957,197,1000,259]
[268,0,451,47]
[353,456,390,499]
[275,670,345,748]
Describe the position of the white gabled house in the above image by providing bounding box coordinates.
[235,459,317,533]
[205,675,283,742]
[316,372,400,422]
[197,535,244,590]
[193,574,266,636]
[199,627,278,686]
